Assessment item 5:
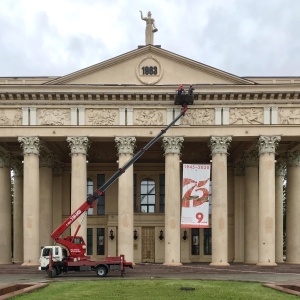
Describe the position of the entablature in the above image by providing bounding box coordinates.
[0,91,300,105]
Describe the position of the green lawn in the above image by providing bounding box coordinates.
[15,280,298,299]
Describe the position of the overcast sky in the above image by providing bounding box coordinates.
[0,0,299,77]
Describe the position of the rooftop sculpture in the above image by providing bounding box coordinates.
[140,10,158,45]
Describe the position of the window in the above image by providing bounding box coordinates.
[87,228,93,255]
[97,174,105,215]
[87,178,94,215]
[159,174,165,213]
[204,228,212,255]
[97,228,105,255]
[140,178,155,213]
[191,228,200,255]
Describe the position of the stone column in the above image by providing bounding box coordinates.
[52,161,64,231]
[209,136,232,266]
[11,159,24,263]
[286,151,300,263]
[244,150,259,264]
[162,136,184,266]
[67,137,90,244]
[233,160,245,262]
[62,170,71,238]
[39,151,54,247]
[18,136,41,265]
[227,165,234,262]
[0,151,12,264]
[257,135,280,266]
[275,158,286,263]
[115,137,136,262]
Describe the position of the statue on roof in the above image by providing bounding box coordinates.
[140,10,158,45]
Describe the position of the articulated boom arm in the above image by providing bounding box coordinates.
[51,201,95,240]
[50,104,188,256]
[88,104,188,203]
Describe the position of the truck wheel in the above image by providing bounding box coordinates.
[47,266,58,278]
[96,266,107,277]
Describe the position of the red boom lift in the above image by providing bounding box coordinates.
[39,95,192,278]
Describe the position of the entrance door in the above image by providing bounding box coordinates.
[142,227,155,263]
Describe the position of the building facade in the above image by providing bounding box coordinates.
[0,41,300,266]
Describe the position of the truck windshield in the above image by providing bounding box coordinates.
[42,248,51,257]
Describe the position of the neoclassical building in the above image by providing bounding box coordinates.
[0,27,300,267]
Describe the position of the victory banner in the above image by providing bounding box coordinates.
[181,164,211,228]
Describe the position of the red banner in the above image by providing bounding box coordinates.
[181,164,211,228]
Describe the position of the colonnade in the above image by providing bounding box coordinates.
[0,135,300,266]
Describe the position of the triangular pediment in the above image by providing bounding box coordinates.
[45,45,254,86]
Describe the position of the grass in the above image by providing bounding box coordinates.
[14,280,299,299]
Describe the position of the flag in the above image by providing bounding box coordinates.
[181,164,210,228]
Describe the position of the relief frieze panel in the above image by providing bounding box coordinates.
[229,108,263,125]
[279,108,300,124]
[0,109,22,125]
[181,108,214,125]
[87,109,118,125]
[134,109,164,125]
[38,109,71,125]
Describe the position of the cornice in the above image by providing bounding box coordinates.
[0,90,299,106]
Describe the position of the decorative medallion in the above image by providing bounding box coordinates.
[136,56,163,85]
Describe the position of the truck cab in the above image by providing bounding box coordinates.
[39,246,67,272]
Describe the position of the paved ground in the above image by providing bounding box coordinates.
[1,263,300,296]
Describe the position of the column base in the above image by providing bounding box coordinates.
[244,261,257,264]
[285,261,300,264]
[256,262,277,266]
[22,262,39,266]
[163,262,182,266]
[233,259,244,263]
[0,261,13,265]
[210,262,230,267]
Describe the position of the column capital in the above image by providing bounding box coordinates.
[233,159,245,176]
[275,158,287,176]
[53,160,64,176]
[0,151,11,168]
[40,151,56,168]
[286,150,300,167]
[209,136,232,155]
[11,158,23,176]
[67,137,90,155]
[18,136,41,155]
[115,137,136,155]
[244,149,259,167]
[257,135,281,155]
[162,136,184,155]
